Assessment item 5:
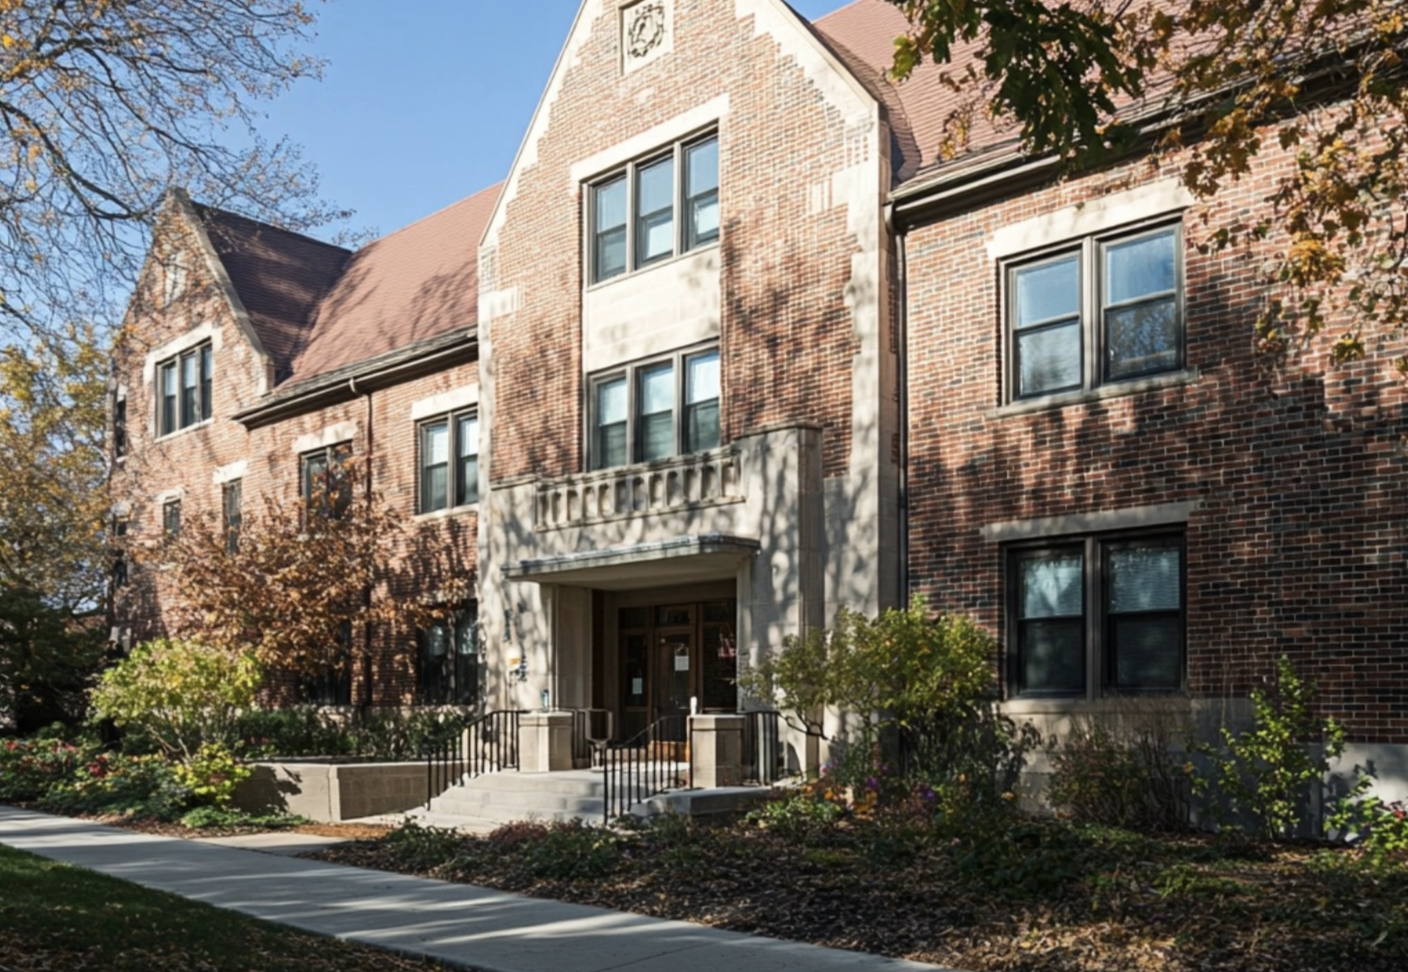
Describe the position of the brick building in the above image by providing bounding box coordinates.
[112,0,1407,792]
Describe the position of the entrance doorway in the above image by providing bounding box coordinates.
[617,600,737,741]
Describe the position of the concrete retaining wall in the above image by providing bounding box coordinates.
[235,761,439,823]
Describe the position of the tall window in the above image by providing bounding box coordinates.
[299,622,353,706]
[1006,224,1182,402]
[301,443,352,518]
[111,517,128,588]
[113,394,127,460]
[419,411,479,514]
[162,499,181,537]
[156,343,212,436]
[589,132,719,283]
[1010,532,1184,698]
[417,604,479,706]
[589,346,720,471]
[222,480,242,554]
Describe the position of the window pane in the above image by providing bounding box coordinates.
[685,353,720,453]
[425,624,449,658]
[180,353,198,428]
[1017,321,1082,396]
[595,377,627,469]
[200,345,213,421]
[223,480,242,553]
[686,138,719,248]
[421,422,448,511]
[1021,618,1085,694]
[636,156,675,266]
[1111,616,1182,690]
[114,398,127,458]
[594,178,627,281]
[1020,550,1083,618]
[1105,230,1176,305]
[303,454,327,502]
[1015,256,1079,327]
[456,414,479,506]
[1108,541,1181,613]
[163,500,181,536]
[1106,298,1179,379]
[638,362,675,461]
[160,363,176,436]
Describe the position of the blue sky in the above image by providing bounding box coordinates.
[260,0,851,240]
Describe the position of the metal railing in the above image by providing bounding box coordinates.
[424,709,525,806]
[602,714,692,823]
[563,708,614,767]
[741,710,786,785]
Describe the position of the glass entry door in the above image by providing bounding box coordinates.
[617,599,736,741]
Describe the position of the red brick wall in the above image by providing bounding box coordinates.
[904,140,1408,741]
[489,0,871,483]
[112,211,480,706]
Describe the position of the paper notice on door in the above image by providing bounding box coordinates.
[674,653,690,671]
[632,678,643,696]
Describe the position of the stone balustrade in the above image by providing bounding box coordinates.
[534,449,745,531]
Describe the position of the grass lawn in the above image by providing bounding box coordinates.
[0,843,453,972]
[313,815,1408,972]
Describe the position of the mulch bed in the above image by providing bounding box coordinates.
[308,820,1408,972]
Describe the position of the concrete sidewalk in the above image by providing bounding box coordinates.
[0,807,950,972]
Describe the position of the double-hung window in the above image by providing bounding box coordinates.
[156,344,212,436]
[162,499,181,537]
[113,393,127,460]
[1010,532,1184,698]
[590,346,720,470]
[222,480,242,554]
[419,411,479,514]
[301,443,352,519]
[417,603,480,706]
[589,133,719,284]
[1007,223,1183,402]
[300,621,353,706]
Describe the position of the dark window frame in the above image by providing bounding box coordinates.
[222,479,242,554]
[300,442,353,519]
[156,343,213,437]
[587,131,719,285]
[113,393,128,460]
[587,344,721,471]
[1003,221,1185,404]
[417,603,480,706]
[417,410,479,514]
[1006,529,1186,700]
[299,621,353,706]
[162,498,181,537]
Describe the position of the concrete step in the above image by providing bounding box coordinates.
[432,790,607,816]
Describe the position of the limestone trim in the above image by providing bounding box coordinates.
[292,421,359,455]
[570,97,727,185]
[142,321,218,386]
[410,383,479,421]
[986,178,1195,259]
[980,500,1202,543]
[504,533,760,581]
[212,460,248,485]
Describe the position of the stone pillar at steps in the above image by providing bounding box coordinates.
[519,711,574,773]
[690,714,744,788]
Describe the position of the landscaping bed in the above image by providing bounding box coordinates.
[308,812,1408,972]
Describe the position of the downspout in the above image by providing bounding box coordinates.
[351,375,375,712]
[886,201,911,610]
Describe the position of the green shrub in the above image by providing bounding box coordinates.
[178,806,308,829]
[1195,655,1345,841]
[745,789,845,840]
[173,742,251,808]
[90,638,261,761]
[0,737,82,801]
[37,752,190,820]
[521,820,622,881]
[1329,794,1408,866]
[232,706,468,760]
[387,820,469,869]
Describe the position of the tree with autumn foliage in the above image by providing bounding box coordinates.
[0,329,110,732]
[147,460,458,705]
[0,0,351,344]
[887,0,1408,374]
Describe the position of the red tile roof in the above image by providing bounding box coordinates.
[193,182,500,389]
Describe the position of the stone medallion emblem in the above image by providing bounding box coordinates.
[625,2,667,61]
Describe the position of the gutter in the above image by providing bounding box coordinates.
[233,329,477,429]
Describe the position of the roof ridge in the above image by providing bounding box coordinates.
[190,202,353,255]
[351,180,505,252]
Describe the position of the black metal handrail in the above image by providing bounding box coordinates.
[561,707,613,767]
[424,709,525,806]
[602,713,692,823]
[741,709,784,785]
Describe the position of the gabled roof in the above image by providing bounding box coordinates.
[192,182,500,393]
[192,205,351,382]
